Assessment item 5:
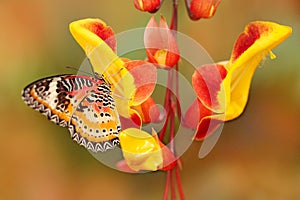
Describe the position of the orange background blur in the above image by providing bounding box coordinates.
[1,0,300,199]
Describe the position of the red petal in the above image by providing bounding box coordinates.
[192,64,227,112]
[82,19,116,52]
[183,99,211,128]
[184,99,222,140]
[152,134,177,171]
[145,16,161,58]
[194,116,222,140]
[230,22,262,62]
[183,99,202,129]
[124,60,157,105]
[116,160,137,173]
[119,111,142,129]
[133,97,161,123]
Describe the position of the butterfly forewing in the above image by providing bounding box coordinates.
[22,75,76,127]
[22,74,121,152]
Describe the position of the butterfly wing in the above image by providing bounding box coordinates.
[22,74,121,152]
[69,84,121,152]
[22,75,81,127]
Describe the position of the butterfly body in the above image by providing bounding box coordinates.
[22,74,121,152]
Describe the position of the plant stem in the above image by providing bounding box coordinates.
[161,1,185,200]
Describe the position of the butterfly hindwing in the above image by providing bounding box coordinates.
[69,84,121,152]
[22,74,121,152]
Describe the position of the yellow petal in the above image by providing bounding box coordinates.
[221,21,292,120]
[69,18,136,118]
[119,128,163,171]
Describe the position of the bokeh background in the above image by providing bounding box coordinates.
[1,0,300,199]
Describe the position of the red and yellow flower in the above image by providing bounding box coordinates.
[144,16,180,69]
[184,21,292,139]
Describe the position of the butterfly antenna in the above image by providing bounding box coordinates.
[65,66,95,77]
[105,68,124,79]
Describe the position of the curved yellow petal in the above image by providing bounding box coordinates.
[69,18,137,118]
[69,18,116,53]
[119,128,163,171]
[221,21,292,120]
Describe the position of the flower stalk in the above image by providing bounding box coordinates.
[160,1,185,199]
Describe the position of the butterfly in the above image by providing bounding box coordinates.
[22,73,121,152]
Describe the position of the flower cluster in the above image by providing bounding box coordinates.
[68,1,292,199]
[69,16,291,173]
[21,0,293,199]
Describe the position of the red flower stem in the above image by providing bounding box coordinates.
[163,170,171,200]
[170,0,178,31]
[163,69,173,109]
[159,110,170,141]
[175,63,181,121]
[161,1,186,200]
[160,64,174,141]
[169,107,175,153]
[163,86,170,109]
[170,0,181,120]
[170,169,176,200]
[175,166,185,200]
[169,110,176,200]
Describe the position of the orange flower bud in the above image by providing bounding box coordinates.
[185,0,221,20]
[144,16,180,68]
[133,0,162,13]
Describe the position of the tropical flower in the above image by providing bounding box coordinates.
[133,0,163,13]
[185,0,221,20]
[144,16,180,68]
[184,21,292,139]
[117,128,176,172]
[69,18,157,125]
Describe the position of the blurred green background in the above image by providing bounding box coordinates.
[1,0,300,199]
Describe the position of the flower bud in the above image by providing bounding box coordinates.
[133,0,162,13]
[144,16,180,68]
[185,0,221,20]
